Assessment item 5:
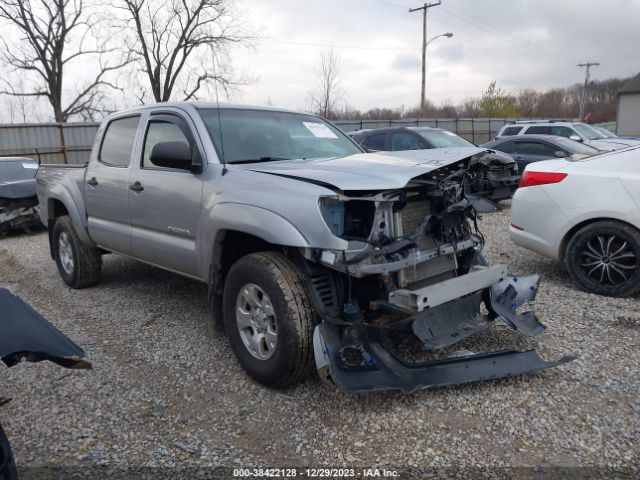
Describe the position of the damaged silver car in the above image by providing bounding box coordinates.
[0,158,41,236]
[36,103,573,392]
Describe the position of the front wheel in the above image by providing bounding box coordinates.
[52,216,102,289]
[565,220,640,297]
[222,252,317,388]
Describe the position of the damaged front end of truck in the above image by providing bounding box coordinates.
[289,151,574,393]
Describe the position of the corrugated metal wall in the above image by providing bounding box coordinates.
[0,122,99,165]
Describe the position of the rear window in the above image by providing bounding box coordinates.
[0,160,38,182]
[99,116,141,167]
[501,126,523,136]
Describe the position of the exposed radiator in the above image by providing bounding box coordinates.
[395,200,456,288]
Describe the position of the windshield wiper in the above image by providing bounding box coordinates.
[231,157,293,164]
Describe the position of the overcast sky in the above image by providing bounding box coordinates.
[228,0,640,111]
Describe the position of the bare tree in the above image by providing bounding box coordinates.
[114,0,249,103]
[0,0,128,122]
[307,47,344,120]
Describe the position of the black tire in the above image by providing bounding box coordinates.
[222,252,317,388]
[52,216,102,289]
[565,220,640,297]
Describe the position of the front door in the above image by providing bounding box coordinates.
[84,115,141,254]
[128,112,205,278]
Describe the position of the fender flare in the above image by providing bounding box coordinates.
[200,203,311,279]
[46,185,92,246]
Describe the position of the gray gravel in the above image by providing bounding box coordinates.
[1,204,639,478]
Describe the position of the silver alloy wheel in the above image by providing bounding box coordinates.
[580,234,637,285]
[235,283,278,360]
[58,232,75,275]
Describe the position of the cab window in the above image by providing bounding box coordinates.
[99,116,141,167]
[141,115,197,170]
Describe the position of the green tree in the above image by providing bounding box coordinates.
[479,81,520,117]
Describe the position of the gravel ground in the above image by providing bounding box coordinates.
[1,205,639,479]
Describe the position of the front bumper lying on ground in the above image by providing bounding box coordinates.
[313,269,575,393]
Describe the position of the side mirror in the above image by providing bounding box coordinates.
[554,151,567,158]
[150,141,195,172]
[569,134,582,142]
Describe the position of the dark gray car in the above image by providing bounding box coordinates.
[482,134,600,170]
[0,157,41,235]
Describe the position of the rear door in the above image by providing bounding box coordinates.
[128,111,205,278]
[84,115,141,254]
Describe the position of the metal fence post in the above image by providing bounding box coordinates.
[58,124,69,164]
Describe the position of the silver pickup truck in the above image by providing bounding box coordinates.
[36,102,572,392]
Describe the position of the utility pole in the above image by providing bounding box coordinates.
[410,1,442,113]
[578,62,599,121]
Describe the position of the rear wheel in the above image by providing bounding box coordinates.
[222,252,317,388]
[565,220,640,297]
[52,216,102,289]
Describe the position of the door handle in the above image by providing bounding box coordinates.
[87,177,98,186]
[129,181,144,193]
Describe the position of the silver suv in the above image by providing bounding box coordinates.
[496,120,639,151]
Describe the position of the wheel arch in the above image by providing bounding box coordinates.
[46,194,92,258]
[559,217,640,262]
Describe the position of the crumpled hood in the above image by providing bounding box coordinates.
[0,179,37,199]
[236,147,486,190]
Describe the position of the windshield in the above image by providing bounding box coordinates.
[199,109,362,164]
[594,126,617,138]
[0,160,38,182]
[573,123,606,140]
[416,129,476,148]
[554,137,600,155]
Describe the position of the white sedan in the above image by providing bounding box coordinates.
[510,146,640,297]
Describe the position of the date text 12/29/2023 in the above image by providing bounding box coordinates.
[233,468,400,478]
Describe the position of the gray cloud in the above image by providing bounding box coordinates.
[230,0,640,111]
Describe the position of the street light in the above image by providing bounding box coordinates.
[421,32,453,111]
[427,32,454,46]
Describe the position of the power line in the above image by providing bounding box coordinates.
[260,38,419,51]
[441,2,567,59]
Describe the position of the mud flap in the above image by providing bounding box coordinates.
[489,275,546,336]
[313,322,574,393]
